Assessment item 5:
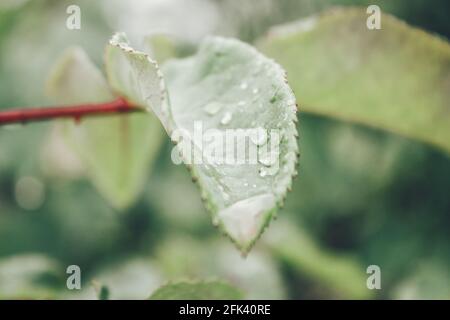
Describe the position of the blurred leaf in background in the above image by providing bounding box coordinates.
[47,46,165,209]
[258,7,450,153]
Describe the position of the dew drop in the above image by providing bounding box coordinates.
[240,81,248,90]
[259,154,275,167]
[259,165,279,177]
[203,102,222,115]
[259,167,268,177]
[220,112,232,125]
[171,134,181,144]
[253,88,259,94]
[237,100,246,107]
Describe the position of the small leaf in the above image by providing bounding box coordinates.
[106,34,299,253]
[258,7,450,154]
[47,47,164,209]
[149,280,243,300]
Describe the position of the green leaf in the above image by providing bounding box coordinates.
[106,33,299,253]
[47,47,164,209]
[149,280,243,300]
[164,37,299,253]
[258,7,450,154]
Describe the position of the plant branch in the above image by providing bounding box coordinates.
[0,97,142,126]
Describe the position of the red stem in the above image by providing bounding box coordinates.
[0,97,141,125]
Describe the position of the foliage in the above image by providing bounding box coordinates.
[258,8,450,153]
[0,0,449,300]
[47,47,165,209]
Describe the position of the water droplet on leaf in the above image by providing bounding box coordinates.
[220,112,232,125]
[259,154,275,166]
[203,102,222,115]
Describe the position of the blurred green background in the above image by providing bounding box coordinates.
[0,0,449,299]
